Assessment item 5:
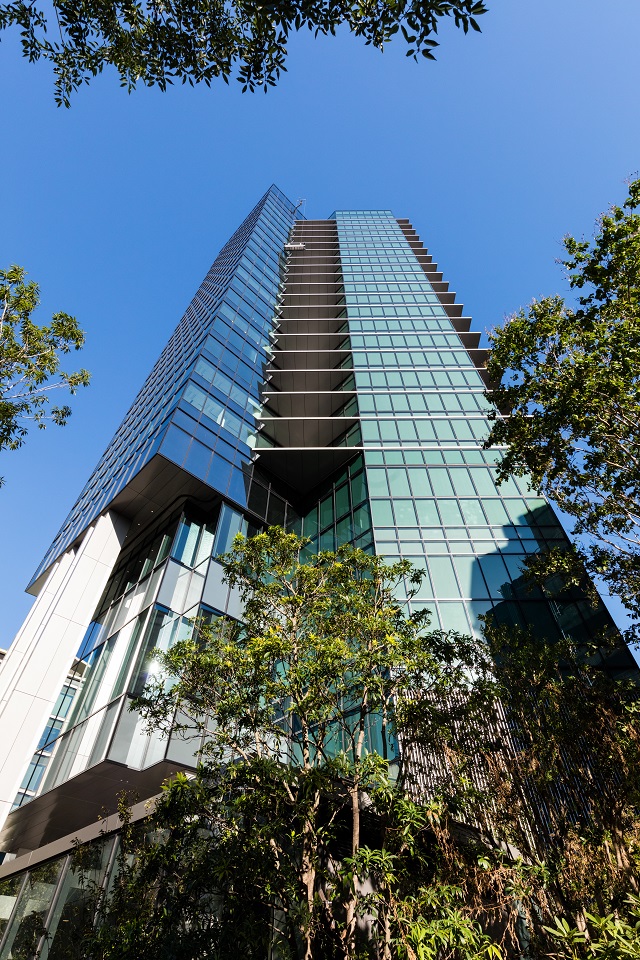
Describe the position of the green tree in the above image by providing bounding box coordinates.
[79,528,509,960]
[0,265,90,485]
[484,178,640,635]
[479,623,640,944]
[0,0,486,106]
[58,531,640,959]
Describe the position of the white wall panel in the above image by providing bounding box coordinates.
[0,511,129,834]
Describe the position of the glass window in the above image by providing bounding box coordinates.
[428,557,460,598]
[394,499,418,526]
[194,524,215,567]
[459,499,487,525]
[350,471,368,507]
[184,439,211,480]
[437,500,464,526]
[172,519,201,566]
[0,874,25,942]
[386,469,411,497]
[379,421,398,442]
[367,469,390,497]
[319,529,335,551]
[248,481,268,518]
[504,500,531,524]
[319,495,334,530]
[371,500,394,526]
[129,608,193,697]
[449,469,475,497]
[438,601,471,634]
[429,470,454,497]
[336,515,354,545]
[453,555,489,599]
[482,499,510,525]
[303,507,319,538]
[267,493,286,526]
[161,424,190,465]
[45,839,116,959]
[20,755,49,793]
[407,470,431,496]
[52,683,77,720]
[415,420,436,441]
[335,484,350,520]
[415,500,439,525]
[0,859,66,960]
[353,503,372,535]
[478,555,512,599]
[213,504,246,556]
[502,553,526,583]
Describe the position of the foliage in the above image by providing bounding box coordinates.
[545,895,640,959]
[479,624,640,938]
[484,178,640,635]
[63,530,640,959]
[0,0,486,106]
[0,264,90,484]
[77,527,509,959]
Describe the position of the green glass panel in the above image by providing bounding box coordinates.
[379,421,398,441]
[470,468,500,497]
[451,420,476,441]
[502,551,530,582]
[394,499,418,526]
[353,503,372,534]
[336,516,354,544]
[438,602,471,634]
[504,500,531,524]
[1,859,66,960]
[415,500,439,525]
[407,469,430,496]
[428,556,460,598]
[437,500,464,526]
[319,529,336,551]
[350,471,368,507]
[415,420,436,441]
[367,470,390,497]
[371,500,394,526]
[453,555,489,599]
[303,507,319,538]
[482,499,510,525]
[459,499,487,525]
[360,421,379,442]
[0,874,25,942]
[429,470,454,497]
[386,469,411,496]
[449,469,475,497]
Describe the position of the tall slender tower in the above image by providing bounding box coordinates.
[0,188,633,952]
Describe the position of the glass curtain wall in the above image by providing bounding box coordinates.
[32,187,301,589]
[0,838,117,960]
[334,210,617,645]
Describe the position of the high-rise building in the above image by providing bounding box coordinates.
[0,186,634,952]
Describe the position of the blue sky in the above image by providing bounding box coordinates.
[1,0,639,646]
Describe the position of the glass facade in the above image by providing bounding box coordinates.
[332,210,613,642]
[3,188,635,871]
[31,185,303,589]
[0,837,116,959]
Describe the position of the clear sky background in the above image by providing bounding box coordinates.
[1,0,639,647]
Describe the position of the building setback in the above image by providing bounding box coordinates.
[0,186,633,952]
